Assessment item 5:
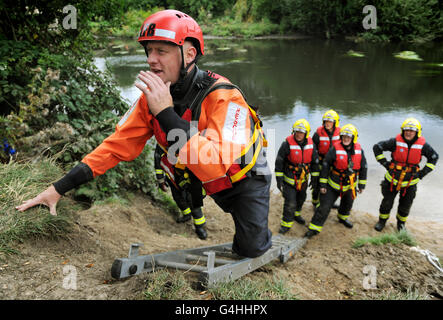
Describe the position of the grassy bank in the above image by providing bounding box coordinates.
[143,268,298,300]
[0,160,80,256]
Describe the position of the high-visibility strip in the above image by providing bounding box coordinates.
[332,136,340,141]
[290,145,301,150]
[304,144,313,150]
[396,213,408,222]
[284,174,307,185]
[337,213,349,221]
[308,223,323,232]
[311,198,319,204]
[182,208,192,215]
[411,144,423,150]
[155,169,164,175]
[281,220,294,228]
[379,213,390,219]
[284,175,295,185]
[275,172,284,177]
[385,172,420,187]
[319,178,328,184]
[294,211,301,217]
[328,177,350,191]
[359,179,367,185]
[396,141,408,148]
[311,171,320,177]
[193,216,206,225]
[355,149,361,154]
[376,154,386,161]
[336,150,347,155]
[426,163,435,170]
[319,137,329,141]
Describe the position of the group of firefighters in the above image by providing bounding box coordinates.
[275,111,438,238]
[16,10,439,259]
[156,108,439,240]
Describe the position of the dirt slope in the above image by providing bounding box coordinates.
[1,191,442,300]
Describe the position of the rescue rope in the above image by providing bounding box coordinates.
[410,246,443,274]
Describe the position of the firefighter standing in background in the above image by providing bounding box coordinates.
[373,118,439,232]
[311,109,341,209]
[154,144,207,240]
[306,124,367,238]
[275,119,320,234]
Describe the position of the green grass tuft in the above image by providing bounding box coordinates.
[353,230,417,249]
[0,159,78,255]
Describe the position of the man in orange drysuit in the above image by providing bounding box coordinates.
[16,10,272,258]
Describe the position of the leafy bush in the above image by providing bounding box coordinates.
[0,1,159,202]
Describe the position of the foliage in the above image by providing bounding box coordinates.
[353,230,417,248]
[0,159,77,255]
[0,2,159,202]
[209,275,298,300]
[143,269,298,300]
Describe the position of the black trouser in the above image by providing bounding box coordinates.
[378,179,417,222]
[211,174,273,258]
[309,184,355,231]
[281,182,307,225]
[167,179,205,225]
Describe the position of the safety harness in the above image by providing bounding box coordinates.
[155,68,266,206]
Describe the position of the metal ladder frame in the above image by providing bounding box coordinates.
[111,235,306,288]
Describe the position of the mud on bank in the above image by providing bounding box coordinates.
[1,192,442,300]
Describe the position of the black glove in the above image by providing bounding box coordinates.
[277,177,283,192]
[416,170,424,180]
[380,160,390,171]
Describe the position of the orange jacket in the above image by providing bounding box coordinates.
[81,76,260,189]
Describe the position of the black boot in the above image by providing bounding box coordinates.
[338,218,353,229]
[374,219,387,232]
[279,226,291,234]
[304,229,319,238]
[195,225,207,240]
[397,221,406,232]
[294,215,306,225]
[176,214,191,223]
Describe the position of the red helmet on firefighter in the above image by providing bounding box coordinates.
[138,9,204,56]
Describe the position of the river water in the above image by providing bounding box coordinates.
[95,38,443,222]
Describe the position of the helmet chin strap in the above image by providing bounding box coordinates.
[171,45,199,96]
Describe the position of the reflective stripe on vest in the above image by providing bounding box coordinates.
[317,126,340,156]
[392,134,425,166]
[333,142,362,171]
[286,135,314,165]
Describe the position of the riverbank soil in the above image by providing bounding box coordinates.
[1,192,442,300]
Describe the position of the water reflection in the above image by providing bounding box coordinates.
[96,38,443,221]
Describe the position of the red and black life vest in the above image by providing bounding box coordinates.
[316,126,340,157]
[151,69,264,196]
[286,135,313,165]
[392,134,425,166]
[333,142,362,171]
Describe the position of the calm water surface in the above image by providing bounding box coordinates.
[96,38,443,222]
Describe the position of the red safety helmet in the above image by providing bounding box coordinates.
[138,9,204,56]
